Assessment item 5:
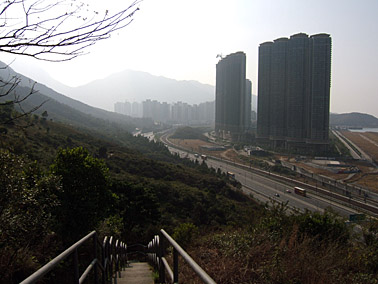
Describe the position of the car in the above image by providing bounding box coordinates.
[286,189,291,193]
[194,154,199,158]
[274,193,280,197]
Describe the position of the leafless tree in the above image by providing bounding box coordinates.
[0,0,141,124]
[0,0,141,61]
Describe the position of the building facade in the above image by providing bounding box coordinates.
[257,33,332,151]
[245,79,252,130]
[215,52,251,140]
[114,100,214,125]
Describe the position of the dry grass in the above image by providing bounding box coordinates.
[169,138,214,153]
[173,228,376,284]
[364,132,378,144]
[341,131,378,161]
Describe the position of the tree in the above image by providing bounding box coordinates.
[0,0,141,61]
[111,181,160,243]
[0,0,141,123]
[50,147,113,243]
[0,149,62,281]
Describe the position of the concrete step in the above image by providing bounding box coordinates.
[118,262,154,284]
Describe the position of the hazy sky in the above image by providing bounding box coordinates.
[4,0,378,117]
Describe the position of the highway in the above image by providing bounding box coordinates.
[166,145,359,218]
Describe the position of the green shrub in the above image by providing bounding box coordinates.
[172,223,199,248]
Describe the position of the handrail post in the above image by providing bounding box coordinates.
[173,248,179,283]
[158,232,165,283]
[109,236,114,283]
[154,235,158,269]
[73,248,79,284]
[102,237,107,284]
[93,232,99,284]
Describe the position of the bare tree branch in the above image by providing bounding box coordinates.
[0,0,141,125]
[0,0,141,61]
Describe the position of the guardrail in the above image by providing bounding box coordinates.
[148,229,216,284]
[20,231,127,284]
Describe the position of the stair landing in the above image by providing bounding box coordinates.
[118,262,154,284]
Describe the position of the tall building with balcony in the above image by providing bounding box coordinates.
[257,33,331,151]
[245,79,252,130]
[215,52,250,140]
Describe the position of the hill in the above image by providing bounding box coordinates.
[0,62,158,133]
[330,112,378,128]
[52,69,216,111]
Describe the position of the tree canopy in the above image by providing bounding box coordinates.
[50,147,113,243]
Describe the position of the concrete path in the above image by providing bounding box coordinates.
[118,262,154,284]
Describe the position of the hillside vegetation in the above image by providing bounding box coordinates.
[0,110,257,283]
[170,126,209,141]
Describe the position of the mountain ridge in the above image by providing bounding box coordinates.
[330,112,378,128]
[61,69,216,111]
[3,62,260,112]
[0,62,156,132]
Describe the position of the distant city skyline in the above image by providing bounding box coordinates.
[2,0,378,117]
[114,99,215,125]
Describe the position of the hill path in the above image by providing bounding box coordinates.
[118,262,154,284]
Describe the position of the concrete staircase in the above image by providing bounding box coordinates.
[118,262,154,284]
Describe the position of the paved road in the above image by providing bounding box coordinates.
[205,157,358,217]
[167,145,359,218]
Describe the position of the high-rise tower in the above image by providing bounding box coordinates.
[257,33,331,151]
[245,79,252,130]
[215,52,248,139]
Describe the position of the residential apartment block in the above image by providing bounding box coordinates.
[257,33,332,151]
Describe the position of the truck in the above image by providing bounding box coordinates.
[227,171,235,180]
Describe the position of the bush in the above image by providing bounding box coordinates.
[295,211,349,243]
[172,223,199,248]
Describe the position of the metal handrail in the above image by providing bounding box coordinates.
[148,229,216,284]
[20,231,128,284]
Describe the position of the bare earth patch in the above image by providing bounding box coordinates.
[169,138,214,153]
[341,131,378,161]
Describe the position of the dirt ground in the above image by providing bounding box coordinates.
[169,138,214,153]
[341,131,378,161]
[169,138,248,163]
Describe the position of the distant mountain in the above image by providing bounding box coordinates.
[0,62,155,132]
[330,112,378,128]
[56,70,215,111]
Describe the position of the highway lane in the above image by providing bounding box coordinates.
[206,158,358,217]
[167,146,359,218]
